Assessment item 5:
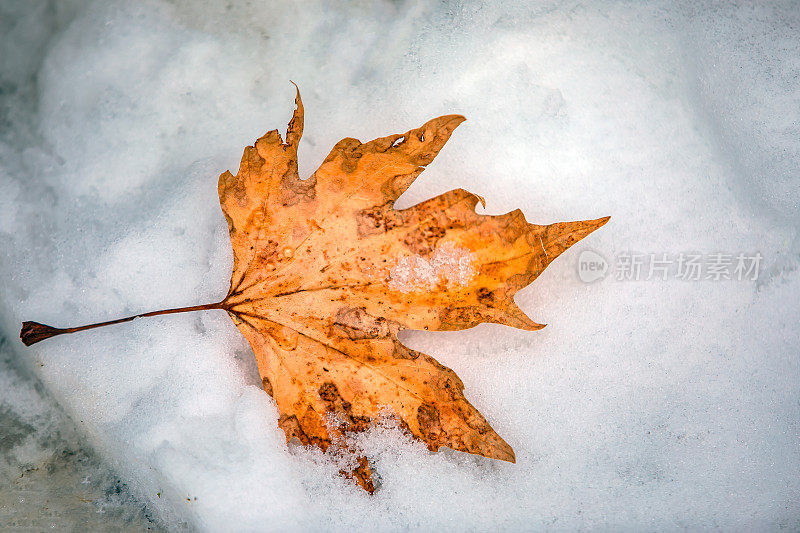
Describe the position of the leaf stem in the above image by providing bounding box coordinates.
[20,300,229,346]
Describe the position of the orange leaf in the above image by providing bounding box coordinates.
[217,87,609,491]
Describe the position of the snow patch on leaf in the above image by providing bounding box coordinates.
[388,242,477,293]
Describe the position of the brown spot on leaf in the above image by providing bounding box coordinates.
[261,377,274,397]
[350,415,372,432]
[318,381,340,403]
[281,168,317,206]
[392,341,421,360]
[318,382,372,433]
[345,456,375,493]
[439,306,493,329]
[403,223,447,255]
[278,414,310,445]
[417,404,445,450]
[333,307,391,340]
[256,239,279,263]
[337,141,363,173]
[356,203,405,237]
[477,287,493,304]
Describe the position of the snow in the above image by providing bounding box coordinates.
[1,0,799,530]
[388,242,477,293]
[0,341,164,530]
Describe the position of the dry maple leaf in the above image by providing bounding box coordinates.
[21,87,609,493]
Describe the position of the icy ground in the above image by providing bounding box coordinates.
[1,0,799,530]
[0,340,165,530]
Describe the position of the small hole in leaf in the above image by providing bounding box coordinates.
[392,136,405,148]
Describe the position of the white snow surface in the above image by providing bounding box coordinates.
[1,0,799,530]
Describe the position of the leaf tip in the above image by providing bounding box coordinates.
[492,437,516,463]
[285,81,304,148]
[575,215,611,236]
[442,114,466,132]
[575,215,611,242]
[420,114,467,142]
[498,301,546,332]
